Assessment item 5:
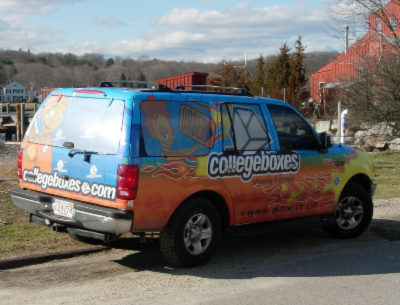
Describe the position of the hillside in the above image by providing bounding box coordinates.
[0,49,339,92]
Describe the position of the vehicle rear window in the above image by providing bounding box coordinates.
[26,95,124,154]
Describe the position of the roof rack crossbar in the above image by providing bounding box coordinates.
[174,85,253,97]
[98,81,172,92]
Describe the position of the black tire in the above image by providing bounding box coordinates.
[160,197,221,268]
[322,183,373,239]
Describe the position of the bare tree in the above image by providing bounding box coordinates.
[328,0,400,140]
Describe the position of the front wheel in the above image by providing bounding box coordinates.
[160,198,221,267]
[322,183,373,239]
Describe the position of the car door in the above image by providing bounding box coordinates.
[266,104,337,220]
[214,102,282,225]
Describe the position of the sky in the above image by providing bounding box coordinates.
[0,0,343,63]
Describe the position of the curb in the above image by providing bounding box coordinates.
[0,246,109,270]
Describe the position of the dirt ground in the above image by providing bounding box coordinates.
[0,200,399,305]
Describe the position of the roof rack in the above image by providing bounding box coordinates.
[98,81,172,92]
[174,85,253,97]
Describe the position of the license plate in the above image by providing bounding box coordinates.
[53,200,74,218]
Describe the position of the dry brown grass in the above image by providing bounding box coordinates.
[369,151,400,199]
[0,180,93,260]
[0,162,18,179]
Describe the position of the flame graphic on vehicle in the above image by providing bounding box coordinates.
[141,158,207,180]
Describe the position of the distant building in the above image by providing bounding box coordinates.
[0,81,41,103]
[310,0,400,107]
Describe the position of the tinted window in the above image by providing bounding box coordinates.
[267,105,315,151]
[222,104,270,152]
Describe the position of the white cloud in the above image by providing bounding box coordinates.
[0,21,61,51]
[151,2,327,37]
[92,16,128,27]
[0,0,94,21]
[64,1,336,62]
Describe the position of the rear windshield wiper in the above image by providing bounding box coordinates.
[63,142,99,161]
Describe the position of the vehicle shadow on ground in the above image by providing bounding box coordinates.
[113,218,400,278]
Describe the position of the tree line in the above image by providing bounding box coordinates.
[213,37,307,108]
[0,46,338,106]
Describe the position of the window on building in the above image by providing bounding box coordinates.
[376,19,382,32]
[391,18,397,32]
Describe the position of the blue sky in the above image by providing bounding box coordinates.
[0,0,342,62]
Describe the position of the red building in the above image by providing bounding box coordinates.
[310,0,400,105]
[155,72,208,90]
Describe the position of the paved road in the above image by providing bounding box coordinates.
[0,202,399,305]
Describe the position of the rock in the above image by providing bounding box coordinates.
[364,122,395,137]
[389,138,400,145]
[360,122,373,130]
[331,119,338,130]
[315,121,331,133]
[389,143,400,152]
[355,130,366,138]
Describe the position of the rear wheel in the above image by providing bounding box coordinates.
[160,197,221,267]
[323,183,373,239]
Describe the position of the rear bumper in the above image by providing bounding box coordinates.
[10,188,133,234]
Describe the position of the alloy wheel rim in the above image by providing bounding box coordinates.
[184,213,212,255]
[336,196,364,230]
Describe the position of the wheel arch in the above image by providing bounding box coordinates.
[170,190,231,231]
[192,190,230,229]
[343,173,372,194]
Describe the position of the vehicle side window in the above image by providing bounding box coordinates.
[222,103,271,152]
[140,99,213,158]
[267,105,315,151]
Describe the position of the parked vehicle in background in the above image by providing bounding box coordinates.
[10,82,376,267]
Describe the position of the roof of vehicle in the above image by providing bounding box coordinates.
[48,87,291,108]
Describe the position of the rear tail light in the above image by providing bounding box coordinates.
[17,149,23,179]
[117,165,139,200]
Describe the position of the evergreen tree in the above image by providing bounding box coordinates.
[265,43,291,101]
[120,73,126,87]
[216,61,246,93]
[0,65,5,84]
[105,58,114,68]
[237,66,251,92]
[250,55,266,96]
[287,36,307,108]
[137,71,147,88]
[126,76,132,88]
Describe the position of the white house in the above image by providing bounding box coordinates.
[0,81,41,103]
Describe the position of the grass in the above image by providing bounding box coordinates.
[0,163,18,178]
[369,151,400,199]
[0,180,94,260]
[0,151,399,260]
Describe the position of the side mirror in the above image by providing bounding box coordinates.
[319,132,334,150]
